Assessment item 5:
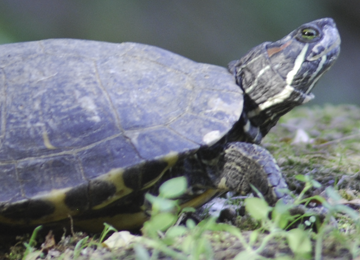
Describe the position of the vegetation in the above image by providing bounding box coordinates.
[3,104,360,259]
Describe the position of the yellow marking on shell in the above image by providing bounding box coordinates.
[0,215,27,226]
[0,188,76,226]
[43,131,56,149]
[0,152,180,228]
[163,151,180,166]
[142,152,179,190]
[41,188,72,217]
[92,167,133,210]
[217,177,229,190]
[92,153,178,210]
[18,190,218,232]
[75,212,148,233]
[180,189,219,209]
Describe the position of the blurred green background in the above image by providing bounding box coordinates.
[0,0,358,105]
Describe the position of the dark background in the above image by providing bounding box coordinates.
[0,0,359,105]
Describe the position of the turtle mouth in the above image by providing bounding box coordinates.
[307,25,341,61]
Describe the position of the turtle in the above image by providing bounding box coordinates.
[0,17,340,233]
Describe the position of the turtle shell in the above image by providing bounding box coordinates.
[0,39,243,229]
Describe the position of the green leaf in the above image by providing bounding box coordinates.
[193,237,213,260]
[145,193,177,213]
[196,217,218,231]
[23,225,42,260]
[287,228,312,256]
[180,207,196,214]
[334,204,359,220]
[295,174,307,182]
[99,223,118,243]
[311,179,322,188]
[272,200,292,229]
[245,197,271,221]
[134,244,150,260]
[159,177,187,199]
[181,235,193,254]
[325,186,343,202]
[145,212,176,232]
[166,226,188,238]
[186,218,196,229]
[305,195,326,204]
[249,229,259,245]
[73,236,89,259]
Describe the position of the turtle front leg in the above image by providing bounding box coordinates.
[205,142,290,205]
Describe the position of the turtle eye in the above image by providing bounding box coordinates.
[299,27,320,42]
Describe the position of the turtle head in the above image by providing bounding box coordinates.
[229,17,340,143]
[266,17,341,96]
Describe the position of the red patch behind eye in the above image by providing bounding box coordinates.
[267,40,292,57]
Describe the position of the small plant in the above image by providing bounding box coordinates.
[142,176,188,237]
[72,236,89,259]
[22,225,42,260]
[139,176,218,259]
[313,186,360,260]
[138,175,326,259]
[240,196,313,259]
[99,222,118,243]
[230,174,360,260]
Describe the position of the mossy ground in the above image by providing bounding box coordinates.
[2,104,360,260]
[265,104,360,192]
